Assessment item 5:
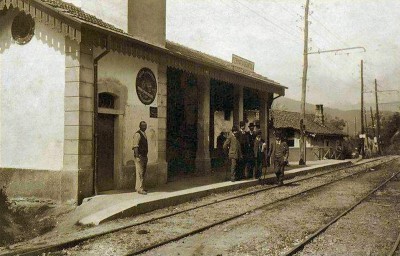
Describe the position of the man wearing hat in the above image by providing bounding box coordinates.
[238,121,250,179]
[223,126,242,181]
[268,130,289,186]
[246,122,257,178]
[253,130,267,179]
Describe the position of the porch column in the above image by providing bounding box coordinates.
[233,84,244,126]
[63,40,94,204]
[195,74,211,172]
[157,64,168,184]
[259,92,271,144]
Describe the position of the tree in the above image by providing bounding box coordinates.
[327,116,346,131]
[380,112,400,153]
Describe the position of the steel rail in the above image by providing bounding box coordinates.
[388,231,400,256]
[6,157,391,256]
[124,157,398,256]
[283,171,400,256]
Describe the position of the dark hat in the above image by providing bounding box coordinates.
[248,122,255,128]
[239,121,246,127]
[274,129,282,138]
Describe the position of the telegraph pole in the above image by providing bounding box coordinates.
[370,106,375,138]
[375,79,382,155]
[360,60,365,158]
[299,0,310,166]
[354,116,357,137]
[364,108,368,134]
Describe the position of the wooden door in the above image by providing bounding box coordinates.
[97,114,115,192]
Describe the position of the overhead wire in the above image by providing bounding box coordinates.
[230,0,303,46]
[309,11,350,48]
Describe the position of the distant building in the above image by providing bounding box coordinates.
[235,105,346,162]
[0,0,286,203]
[270,105,346,161]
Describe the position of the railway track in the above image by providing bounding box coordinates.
[283,170,400,256]
[4,156,396,256]
[389,232,400,256]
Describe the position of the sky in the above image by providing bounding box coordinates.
[166,0,400,111]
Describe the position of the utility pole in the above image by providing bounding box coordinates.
[299,0,310,166]
[354,116,357,137]
[364,108,368,134]
[375,79,382,155]
[360,60,365,158]
[370,106,375,138]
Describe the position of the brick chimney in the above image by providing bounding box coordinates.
[314,104,325,125]
[62,0,166,47]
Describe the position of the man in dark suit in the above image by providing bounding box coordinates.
[246,122,257,178]
[238,121,250,180]
[253,130,267,179]
[268,130,289,186]
[223,126,242,182]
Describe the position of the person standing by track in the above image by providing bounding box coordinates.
[247,122,257,178]
[132,121,149,195]
[253,130,267,179]
[268,130,289,186]
[223,126,242,182]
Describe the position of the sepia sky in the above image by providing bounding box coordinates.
[166,0,400,111]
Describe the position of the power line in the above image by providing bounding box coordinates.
[231,0,302,46]
[270,0,303,18]
[309,12,350,48]
[247,0,304,35]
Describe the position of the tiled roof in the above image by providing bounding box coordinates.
[34,0,283,87]
[40,0,124,33]
[271,110,345,136]
[165,41,282,86]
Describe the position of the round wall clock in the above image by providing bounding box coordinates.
[11,12,35,45]
[136,68,157,105]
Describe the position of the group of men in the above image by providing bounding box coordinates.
[131,120,290,196]
[223,121,289,186]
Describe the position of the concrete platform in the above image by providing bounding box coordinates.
[66,160,352,227]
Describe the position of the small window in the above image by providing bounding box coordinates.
[98,93,115,109]
[224,110,231,121]
[11,12,35,45]
[287,139,295,147]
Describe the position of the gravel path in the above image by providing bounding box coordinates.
[49,157,398,256]
[1,158,381,255]
[296,173,400,256]
[141,159,399,256]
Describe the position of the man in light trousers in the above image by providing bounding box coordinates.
[132,121,148,195]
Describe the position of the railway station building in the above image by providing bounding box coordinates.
[0,0,286,204]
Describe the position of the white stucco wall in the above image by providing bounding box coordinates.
[96,49,159,165]
[0,10,65,170]
[213,111,233,148]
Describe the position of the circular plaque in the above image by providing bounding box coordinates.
[136,68,157,105]
[11,12,35,45]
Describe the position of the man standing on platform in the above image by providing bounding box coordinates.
[132,121,149,195]
[238,121,250,179]
[253,131,266,179]
[247,122,257,178]
[268,130,289,186]
[223,126,242,182]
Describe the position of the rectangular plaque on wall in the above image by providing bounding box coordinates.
[150,107,158,118]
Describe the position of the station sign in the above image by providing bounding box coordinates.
[232,54,255,72]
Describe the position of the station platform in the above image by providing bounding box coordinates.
[58,159,353,228]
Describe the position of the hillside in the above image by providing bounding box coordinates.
[272,97,397,136]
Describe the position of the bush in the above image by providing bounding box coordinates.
[0,187,14,246]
